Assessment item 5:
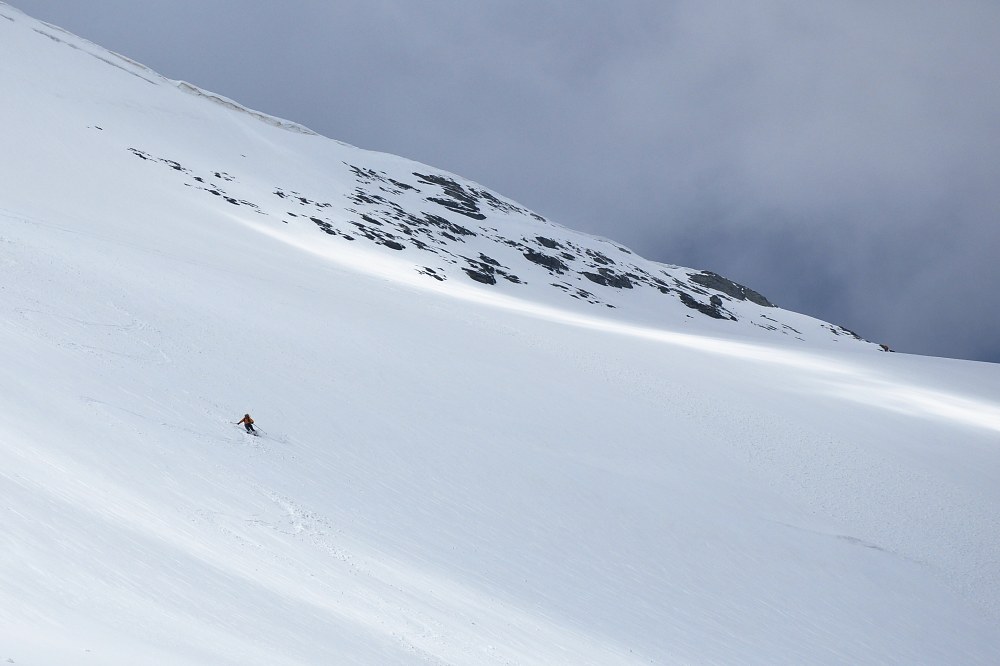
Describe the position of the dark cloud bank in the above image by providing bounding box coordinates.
[13,0,1000,361]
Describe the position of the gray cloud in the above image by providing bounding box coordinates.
[12,0,1000,360]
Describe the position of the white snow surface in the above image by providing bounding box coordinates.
[1,3,999,664]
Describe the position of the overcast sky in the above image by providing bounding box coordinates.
[12,1,1000,362]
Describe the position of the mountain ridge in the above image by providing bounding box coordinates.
[0,0,873,350]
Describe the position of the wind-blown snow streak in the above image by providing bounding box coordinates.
[253,216,1000,435]
[174,81,320,136]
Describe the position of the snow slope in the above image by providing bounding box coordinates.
[2,3,999,664]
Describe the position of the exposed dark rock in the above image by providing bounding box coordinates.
[125,145,864,341]
[418,267,446,281]
[427,198,486,220]
[410,172,537,220]
[274,188,332,208]
[689,271,773,307]
[225,196,257,208]
[581,268,633,289]
[586,249,615,266]
[311,218,336,235]
[347,164,382,184]
[463,268,497,284]
[350,221,387,243]
[420,213,475,237]
[678,292,734,320]
[389,178,416,192]
[523,249,568,274]
[840,326,863,340]
[823,324,864,340]
[347,164,420,194]
[414,172,486,220]
[477,189,532,216]
[650,276,673,294]
[759,314,799,335]
[460,256,503,285]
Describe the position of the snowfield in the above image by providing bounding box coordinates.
[1,3,999,664]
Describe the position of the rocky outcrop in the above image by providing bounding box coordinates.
[125,146,870,347]
[689,271,773,307]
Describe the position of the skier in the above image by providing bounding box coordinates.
[236,413,256,435]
